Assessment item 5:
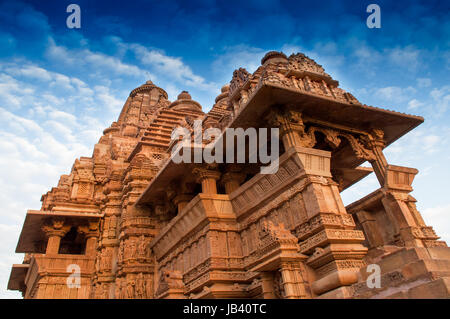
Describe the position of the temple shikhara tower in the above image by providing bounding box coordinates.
[8,51,450,299]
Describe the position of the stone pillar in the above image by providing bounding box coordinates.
[41,218,70,255]
[268,107,369,297]
[366,128,389,186]
[172,194,193,213]
[269,108,314,150]
[260,272,276,299]
[193,167,221,194]
[251,222,310,299]
[78,220,100,256]
[355,210,384,248]
[290,147,367,296]
[279,263,308,299]
[221,171,246,194]
[377,165,445,248]
[155,203,172,227]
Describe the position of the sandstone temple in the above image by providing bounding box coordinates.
[8,51,450,299]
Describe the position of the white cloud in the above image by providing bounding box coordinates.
[408,99,423,110]
[430,85,450,114]
[5,65,52,82]
[375,86,416,103]
[45,38,149,79]
[130,43,218,91]
[385,46,421,70]
[212,44,266,76]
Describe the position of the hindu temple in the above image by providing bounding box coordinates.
[7,51,450,299]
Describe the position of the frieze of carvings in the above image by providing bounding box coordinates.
[158,227,215,271]
[122,236,152,261]
[129,153,153,170]
[299,125,375,161]
[294,213,356,240]
[126,277,136,298]
[184,270,248,293]
[238,180,309,230]
[118,240,124,265]
[133,273,151,299]
[152,199,210,261]
[409,226,439,240]
[252,221,302,266]
[231,156,302,216]
[115,278,127,299]
[182,258,212,284]
[299,229,365,254]
[121,216,155,230]
[288,53,329,77]
[306,244,367,270]
[228,51,364,113]
[52,187,71,202]
[316,259,366,278]
[102,215,117,239]
[99,248,113,272]
[94,282,110,299]
[269,109,376,161]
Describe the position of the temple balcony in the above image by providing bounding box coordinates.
[8,209,102,298]
[23,253,95,299]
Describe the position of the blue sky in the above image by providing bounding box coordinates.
[0,0,449,298]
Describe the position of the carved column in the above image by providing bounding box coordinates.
[221,171,246,194]
[173,194,193,213]
[354,210,384,248]
[251,221,310,299]
[365,129,389,186]
[360,144,448,248]
[78,220,100,256]
[379,165,446,247]
[293,147,367,296]
[279,262,309,299]
[193,166,221,194]
[269,109,314,150]
[42,218,70,254]
[266,109,369,296]
[94,169,124,299]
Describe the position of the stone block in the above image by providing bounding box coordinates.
[407,278,450,299]
[426,247,450,260]
[316,286,354,299]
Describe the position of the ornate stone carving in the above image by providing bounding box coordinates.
[9,52,449,300]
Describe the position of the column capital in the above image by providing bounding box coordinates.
[78,220,100,239]
[172,194,194,206]
[192,166,221,184]
[267,109,315,148]
[41,218,71,238]
[221,171,246,185]
[268,109,305,135]
[192,166,221,194]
